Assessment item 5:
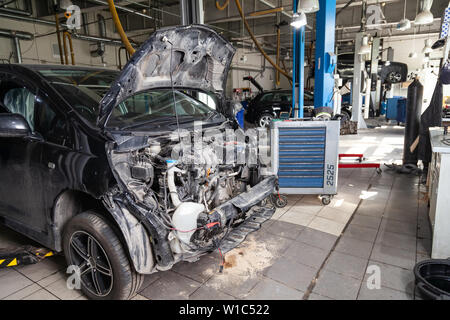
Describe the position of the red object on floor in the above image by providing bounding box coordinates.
[338,153,380,169]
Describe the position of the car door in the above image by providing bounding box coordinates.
[0,73,49,239]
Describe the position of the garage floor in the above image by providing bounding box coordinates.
[0,124,432,300]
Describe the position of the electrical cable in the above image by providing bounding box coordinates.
[215,0,229,11]
[233,0,292,81]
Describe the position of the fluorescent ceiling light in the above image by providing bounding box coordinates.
[290,12,307,29]
[397,18,411,31]
[415,0,434,25]
[298,0,319,13]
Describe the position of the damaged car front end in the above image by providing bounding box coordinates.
[95,26,277,279]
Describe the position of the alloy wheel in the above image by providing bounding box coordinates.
[69,231,113,297]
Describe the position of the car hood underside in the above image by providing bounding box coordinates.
[97,25,236,128]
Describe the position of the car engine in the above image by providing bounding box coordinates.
[108,129,270,263]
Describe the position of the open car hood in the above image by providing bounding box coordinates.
[97,25,235,128]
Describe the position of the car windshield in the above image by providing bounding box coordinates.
[37,68,219,128]
[107,89,215,129]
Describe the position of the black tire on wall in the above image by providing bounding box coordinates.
[62,211,144,300]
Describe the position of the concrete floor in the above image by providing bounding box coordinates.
[0,124,432,300]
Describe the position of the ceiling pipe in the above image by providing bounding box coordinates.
[0,29,33,64]
[71,33,138,46]
[0,29,34,40]
[87,0,156,20]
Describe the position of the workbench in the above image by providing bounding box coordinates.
[428,127,450,259]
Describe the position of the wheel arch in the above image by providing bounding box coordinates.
[51,189,155,274]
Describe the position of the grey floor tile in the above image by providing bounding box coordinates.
[0,269,34,299]
[263,220,305,240]
[295,227,338,251]
[416,253,431,263]
[334,235,374,259]
[324,251,368,280]
[23,289,59,300]
[140,271,202,300]
[375,230,416,252]
[350,215,382,230]
[416,238,432,256]
[171,254,218,283]
[358,285,413,300]
[307,293,334,300]
[283,241,329,270]
[244,278,304,300]
[16,256,66,282]
[140,272,161,292]
[356,200,386,216]
[252,232,294,257]
[312,270,361,300]
[44,276,83,300]
[363,260,415,294]
[264,256,316,292]
[203,273,261,299]
[379,218,417,237]
[189,285,236,300]
[344,224,378,243]
[2,283,41,300]
[370,243,416,270]
[383,207,417,223]
[417,219,432,240]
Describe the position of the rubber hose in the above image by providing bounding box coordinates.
[234,0,292,81]
[107,0,135,55]
[216,0,229,10]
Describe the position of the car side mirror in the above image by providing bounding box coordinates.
[0,113,32,138]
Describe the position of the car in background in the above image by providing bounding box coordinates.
[245,89,315,128]
[337,53,408,84]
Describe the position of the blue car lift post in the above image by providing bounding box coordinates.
[314,0,337,111]
[277,0,338,205]
[292,0,337,118]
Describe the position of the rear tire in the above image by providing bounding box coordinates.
[257,113,274,128]
[62,211,144,300]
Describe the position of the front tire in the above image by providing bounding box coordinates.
[63,211,144,300]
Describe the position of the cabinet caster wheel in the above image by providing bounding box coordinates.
[320,196,331,205]
[274,194,288,208]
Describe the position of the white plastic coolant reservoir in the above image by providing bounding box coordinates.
[172,202,205,244]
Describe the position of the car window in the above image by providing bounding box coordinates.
[0,80,36,130]
[259,93,273,102]
[34,96,73,147]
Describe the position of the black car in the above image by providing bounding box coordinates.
[336,53,408,84]
[0,26,276,299]
[245,89,314,128]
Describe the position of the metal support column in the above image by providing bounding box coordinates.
[313,0,336,110]
[351,32,366,128]
[291,0,305,118]
[180,0,204,25]
[370,37,380,115]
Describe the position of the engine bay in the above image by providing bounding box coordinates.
[108,128,276,268]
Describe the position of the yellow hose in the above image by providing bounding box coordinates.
[216,0,229,10]
[234,0,292,81]
[107,0,135,55]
